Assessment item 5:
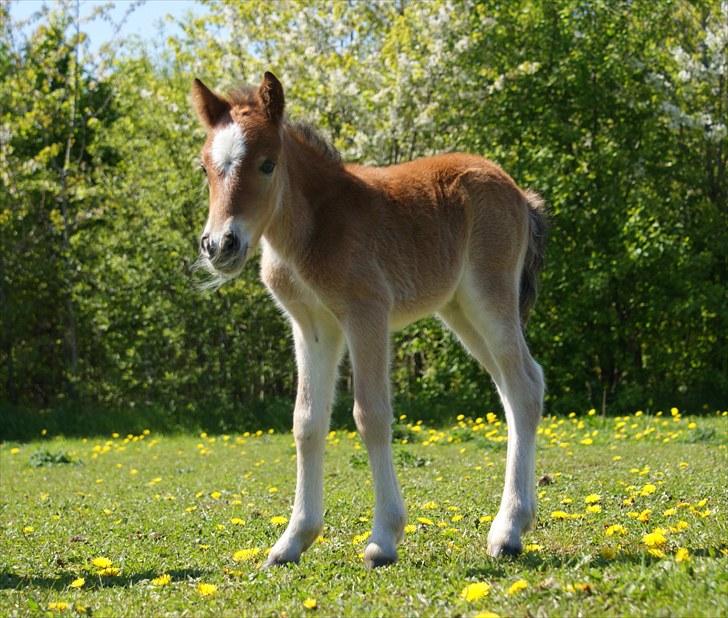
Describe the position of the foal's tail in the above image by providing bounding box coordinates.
[519,190,548,326]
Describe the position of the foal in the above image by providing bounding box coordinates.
[192,72,547,568]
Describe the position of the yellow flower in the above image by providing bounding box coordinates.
[461,582,491,602]
[404,524,417,534]
[48,601,70,612]
[98,567,120,576]
[663,508,677,517]
[22,526,34,534]
[671,520,689,532]
[421,501,439,510]
[579,438,593,445]
[479,515,493,524]
[600,545,618,559]
[303,597,317,609]
[230,517,245,525]
[210,491,222,500]
[584,494,601,504]
[675,547,690,563]
[91,557,113,569]
[352,532,370,545]
[524,543,542,553]
[642,530,667,548]
[647,548,665,558]
[605,524,627,536]
[232,548,261,562]
[197,583,217,596]
[151,574,172,586]
[639,484,657,497]
[416,517,434,526]
[475,613,500,618]
[551,510,571,520]
[586,505,602,514]
[70,577,85,589]
[507,579,528,595]
[270,515,288,526]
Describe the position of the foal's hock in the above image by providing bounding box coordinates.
[191,71,547,567]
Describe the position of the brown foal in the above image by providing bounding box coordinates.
[192,72,547,568]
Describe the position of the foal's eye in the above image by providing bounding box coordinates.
[259,159,276,175]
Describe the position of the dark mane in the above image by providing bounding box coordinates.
[287,121,342,165]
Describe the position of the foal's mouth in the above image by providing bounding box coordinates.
[192,248,248,290]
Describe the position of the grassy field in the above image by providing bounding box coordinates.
[1,409,727,617]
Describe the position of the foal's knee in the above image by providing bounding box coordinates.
[353,397,393,444]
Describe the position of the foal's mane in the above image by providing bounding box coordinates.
[226,85,342,166]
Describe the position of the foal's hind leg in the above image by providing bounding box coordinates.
[455,280,544,557]
[265,305,344,566]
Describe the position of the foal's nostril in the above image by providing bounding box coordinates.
[222,231,240,254]
[200,233,214,257]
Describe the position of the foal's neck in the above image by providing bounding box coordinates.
[263,125,355,265]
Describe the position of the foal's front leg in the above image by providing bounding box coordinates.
[346,312,407,568]
[265,312,343,566]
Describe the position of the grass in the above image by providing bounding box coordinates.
[1,409,727,617]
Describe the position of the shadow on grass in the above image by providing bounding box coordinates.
[463,544,727,578]
[0,568,209,591]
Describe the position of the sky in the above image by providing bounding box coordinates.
[9,0,208,53]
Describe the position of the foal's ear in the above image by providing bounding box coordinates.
[259,71,285,124]
[191,78,230,129]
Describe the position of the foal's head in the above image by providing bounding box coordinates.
[191,72,285,287]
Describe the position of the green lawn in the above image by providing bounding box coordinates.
[1,410,727,617]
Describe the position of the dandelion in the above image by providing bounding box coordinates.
[91,557,113,569]
[461,581,491,601]
[524,543,542,553]
[639,484,657,497]
[48,601,70,612]
[22,526,34,534]
[152,574,172,586]
[479,515,493,524]
[475,612,500,618]
[416,517,434,526]
[675,547,690,563]
[550,510,571,520]
[352,532,369,545]
[404,524,417,534]
[584,494,601,504]
[600,545,618,559]
[70,577,85,589]
[232,548,261,562]
[270,515,288,526]
[586,505,602,514]
[605,524,627,536]
[197,582,217,596]
[303,597,317,609]
[210,491,222,500]
[642,530,667,548]
[507,579,528,595]
[230,517,245,525]
[671,520,689,532]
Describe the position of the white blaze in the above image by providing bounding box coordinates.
[211,123,246,175]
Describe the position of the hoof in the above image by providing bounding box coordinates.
[487,541,522,558]
[364,542,397,569]
[262,552,300,569]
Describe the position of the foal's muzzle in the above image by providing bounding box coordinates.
[200,230,240,260]
[199,229,247,274]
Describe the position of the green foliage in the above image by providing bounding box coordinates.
[0,0,726,428]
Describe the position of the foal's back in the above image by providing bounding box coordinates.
[336,153,531,325]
